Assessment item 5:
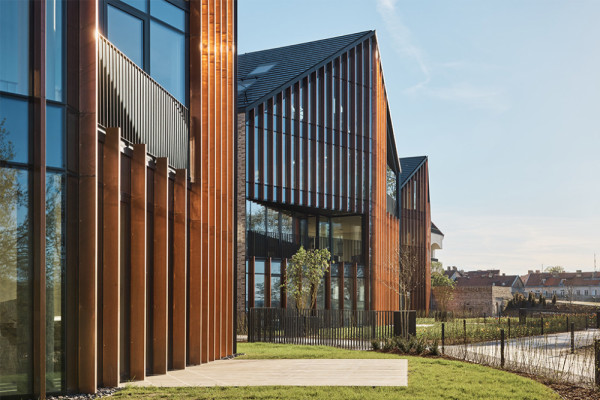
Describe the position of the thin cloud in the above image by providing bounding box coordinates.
[375,0,431,91]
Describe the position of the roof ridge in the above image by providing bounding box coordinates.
[238,30,373,57]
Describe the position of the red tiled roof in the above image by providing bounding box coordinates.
[523,272,600,287]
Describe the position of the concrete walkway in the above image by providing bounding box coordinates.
[122,359,408,387]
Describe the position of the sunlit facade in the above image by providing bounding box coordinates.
[0,0,237,398]
[237,31,402,312]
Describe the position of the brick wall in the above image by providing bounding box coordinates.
[448,286,512,317]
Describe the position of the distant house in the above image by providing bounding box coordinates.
[444,266,463,281]
[446,274,524,317]
[521,270,600,301]
[431,222,444,263]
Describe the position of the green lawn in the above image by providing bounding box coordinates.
[116,343,560,399]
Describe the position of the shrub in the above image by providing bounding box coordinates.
[428,340,440,356]
[371,340,380,351]
[552,294,557,305]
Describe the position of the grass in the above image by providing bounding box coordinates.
[115,343,560,400]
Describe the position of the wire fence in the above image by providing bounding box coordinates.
[425,313,600,387]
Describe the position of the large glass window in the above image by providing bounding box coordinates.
[45,173,65,392]
[331,216,362,264]
[107,5,144,67]
[0,168,32,397]
[0,95,29,164]
[46,0,64,102]
[150,21,185,103]
[0,1,29,95]
[270,261,281,308]
[46,105,64,169]
[254,260,265,308]
[103,0,188,104]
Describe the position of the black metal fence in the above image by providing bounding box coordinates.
[248,308,416,350]
[98,35,189,169]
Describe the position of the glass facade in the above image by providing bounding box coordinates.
[0,168,32,397]
[0,0,67,396]
[246,200,363,264]
[246,200,365,310]
[103,0,188,105]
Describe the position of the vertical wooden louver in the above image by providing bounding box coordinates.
[370,37,400,312]
[189,0,236,364]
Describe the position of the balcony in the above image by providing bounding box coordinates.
[387,194,398,218]
[98,35,189,169]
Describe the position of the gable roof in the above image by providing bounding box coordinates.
[399,156,427,188]
[522,272,600,287]
[237,31,374,111]
[431,222,443,236]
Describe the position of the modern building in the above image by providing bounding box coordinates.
[398,156,431,313]
[0,0,236,398]
[236,31,403,313]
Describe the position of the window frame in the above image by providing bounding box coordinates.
[99,0,190,106]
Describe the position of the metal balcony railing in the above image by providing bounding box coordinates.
[98,35,189,169]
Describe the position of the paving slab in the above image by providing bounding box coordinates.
[122,359,408,387]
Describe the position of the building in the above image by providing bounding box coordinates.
[398,156,431,313]
[521,270,600,301]
[0,0,236,398]
[449,275,524,316]
[236,31,403,312]
[431,222,444,263]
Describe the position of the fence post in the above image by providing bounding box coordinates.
[597,312,600,329]
[571,322,575,354]
[463,319,467,357]
[595,339,600,387]
[500,328,505,368]
[508,318,511,338]
[566,316,569,333]
[441,322,445,355]
[483,313,486,324]
[540,316,544,335]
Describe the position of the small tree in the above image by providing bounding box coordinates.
[283,246,331,309]
[545,265,565,274]
[552,294,557,305]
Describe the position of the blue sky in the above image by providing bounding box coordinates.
[238,0,600,275]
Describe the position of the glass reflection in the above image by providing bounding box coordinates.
[107,5,143,67]
[150,22,185,105]
[0,168,32,396]
[0,0,29,95]
[46,105,64,169]
[150,0,185,31]
[46,173,65,392]
[0,95,29,164]
[254,273,265,308]
[46,0,64,102]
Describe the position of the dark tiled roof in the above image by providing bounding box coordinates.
[455,275,520,288]
[431,222,443,236]
[463,270,501,278]
[237,31,373,111]
[399,156,427,188]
